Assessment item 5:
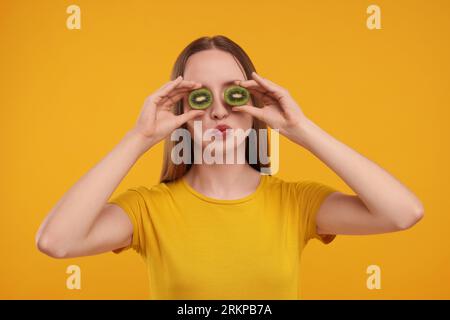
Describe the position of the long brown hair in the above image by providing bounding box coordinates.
[159,35,271,183]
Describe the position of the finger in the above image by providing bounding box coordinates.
[155,79,201,106]
[169,86,200,96]
[158,88,192,106]
[251,73,294,112]
[159,80,204,107]
[174,80,202,90]
[153,76,184,105]
[231,105,265,122]
[233,80,267,93]
[160,81,201,100]
[234,79,259,87]
[156,76,180,92]
[251,72,286,100]
[144,79,185,121]
[160,91,187,109]
[234,80,279,105]
[175,109,206,127]
[161,80,201,97]
[245,87,278,105]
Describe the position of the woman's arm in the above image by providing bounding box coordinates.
[291,117,424,235]
[36,76,206,258]
[234,72,424,235]
[35,130,154,258]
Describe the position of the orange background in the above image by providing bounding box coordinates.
[0,0,449,299]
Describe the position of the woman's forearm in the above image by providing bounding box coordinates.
[35,130,155,249]
[291,118,424,225]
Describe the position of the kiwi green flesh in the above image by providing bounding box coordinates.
[224,86,249,106]
[188,88,212,110]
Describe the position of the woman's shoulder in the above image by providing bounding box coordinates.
[263,174,330,195]
[259,175,298,199]
[131,177,186,198]
[263,174,301,188]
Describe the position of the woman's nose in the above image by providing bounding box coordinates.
[210,92,229,120]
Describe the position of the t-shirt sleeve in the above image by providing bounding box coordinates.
[107,186,149,257]
[295,180,339,247]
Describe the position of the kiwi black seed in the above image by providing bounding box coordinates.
[224,85,250,106]
[188,88,213,110]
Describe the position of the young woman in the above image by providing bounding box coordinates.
[35,35,424,299]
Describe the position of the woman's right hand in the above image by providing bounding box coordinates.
[130,76,206,150]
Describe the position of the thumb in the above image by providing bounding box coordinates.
[175,110,206,127]
[232,105,264,121]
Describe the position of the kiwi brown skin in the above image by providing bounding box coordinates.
[224,85,250,106]
[188,88,213,110]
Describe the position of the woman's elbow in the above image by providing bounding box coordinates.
[395,204,425,230]
[36,232,69,259]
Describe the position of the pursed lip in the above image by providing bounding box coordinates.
[214,124,232,132]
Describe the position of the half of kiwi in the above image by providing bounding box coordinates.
[188,88,213,110]
[224,85,249,106]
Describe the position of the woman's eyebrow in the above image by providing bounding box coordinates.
[222,80,239,86]
[201,80,240,88]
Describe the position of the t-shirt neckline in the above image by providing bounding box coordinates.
[180,174,268,205]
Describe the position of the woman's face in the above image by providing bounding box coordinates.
[182,49,254,156]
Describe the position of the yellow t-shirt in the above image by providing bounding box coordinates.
[108,174,338,300]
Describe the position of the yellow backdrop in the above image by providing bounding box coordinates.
[1,0,449,299]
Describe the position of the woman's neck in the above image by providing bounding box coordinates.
[183,163,262,200]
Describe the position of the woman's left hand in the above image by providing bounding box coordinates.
[232,72,309,142]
